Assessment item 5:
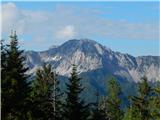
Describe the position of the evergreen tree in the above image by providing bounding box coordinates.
[91,90,106,120]
[122,106,141,120]
[99,77,123,120]
[91,107,106,120]
[1,39,8,119]
[31,64,62,120]
[122,109,131,120]
[149,82,160,120]
[130,76,152,120]
[1,39,6,72]
[1,31,31,119]
[64,65,90,120]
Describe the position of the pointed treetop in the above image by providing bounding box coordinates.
[9,30,18,47]
[9,29,13,38]
[14,31,17,38]
[9,30,17,39]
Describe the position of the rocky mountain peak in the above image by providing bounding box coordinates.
[25,39,160,82]
[59,38,112,56]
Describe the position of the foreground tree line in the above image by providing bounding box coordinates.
[1,32,160,120]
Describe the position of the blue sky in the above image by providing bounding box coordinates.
[1,1,159,56]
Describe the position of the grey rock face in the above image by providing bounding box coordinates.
[25,39,160,82]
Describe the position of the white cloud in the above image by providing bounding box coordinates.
[55,25,76,39]
[1,2,159,50]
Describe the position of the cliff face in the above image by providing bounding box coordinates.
[25,39,160,83]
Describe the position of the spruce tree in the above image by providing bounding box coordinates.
[100,77,123,120]
[149,82,160,120]
[91,90,106,120]
[122,109,132,120]
[122,106,141,120]
[1,39,8,119]
[64,65,90,120]
[130,76,152,120]
[1,31,31,119]
[91,108,106,120]
[31,64,62,120]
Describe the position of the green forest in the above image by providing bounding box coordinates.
[1,32,160,120]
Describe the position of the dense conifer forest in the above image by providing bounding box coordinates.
[1,32,160,120]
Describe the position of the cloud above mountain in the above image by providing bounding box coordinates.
[1,2,159,50]
[55,25,76,39]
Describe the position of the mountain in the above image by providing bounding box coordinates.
[24,39,160,101]
[25,39,160,82]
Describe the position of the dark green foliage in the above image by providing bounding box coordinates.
[30,64,62,120]
[99,77,123,120]
[127,76,153,120]
[1,31,31,119]
[64,65,90,120]
[91,107,106,120]
[90,90,106,120]
[149,82,160,120]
